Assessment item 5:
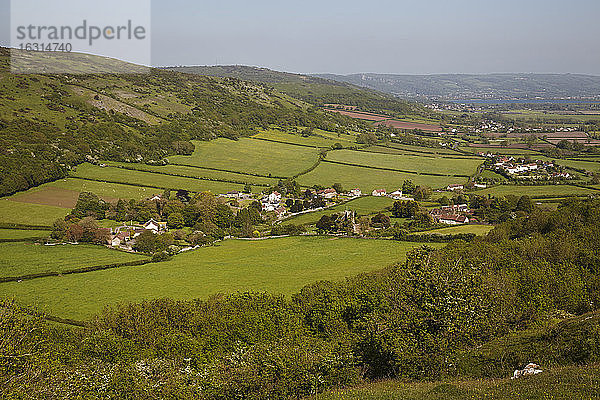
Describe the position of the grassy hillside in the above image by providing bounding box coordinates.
[0,48,364,197]
[165,65,429,115]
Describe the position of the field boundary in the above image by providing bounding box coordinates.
[100,164,272,187]
[0,259,152,283]
[357,146,481,160]
[168,162,289,180]
[69,176,184,193]
[250,136,325,149]
[0,223,52,230]
[0,237,47,243]
[321,159,472,178]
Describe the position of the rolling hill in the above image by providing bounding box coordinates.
[0,49,366,197]
[164,65,429,115]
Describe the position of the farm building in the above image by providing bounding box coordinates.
[372,189,387,197]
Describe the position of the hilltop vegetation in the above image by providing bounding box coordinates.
[0,48,367,197]
[2,198,600,398]
[166,65,429,115]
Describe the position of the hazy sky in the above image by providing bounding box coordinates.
[1,0,599,75]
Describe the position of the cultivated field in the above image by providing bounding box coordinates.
[285,196,395,225]
[326,150,482,177]
[0,237,437,319]
[375,119,442,132]
[297,162,467,191]
[168,138,320,177]
[0,242,148,279]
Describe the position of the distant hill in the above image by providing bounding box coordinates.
[164,65,333,85]
[164,65,428,115]
[315,73,600,101]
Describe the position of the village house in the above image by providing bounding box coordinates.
[372,189,387,197]
[447,184,464,191]
[221,191,251,200]
[349,188,362,198]
[148,194,164,202]
[268,191,282,203]
[437,214,470,225]
[318,188,337,200]
[143,219,168,233]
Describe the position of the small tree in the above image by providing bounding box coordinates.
[332,183,344,194]
[167,212,185,229]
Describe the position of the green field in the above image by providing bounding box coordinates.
[297,162,467,191]
[0,229,51,240]
[0,242,148,278]
[168,138,320,177]
[423,224,494,236]
[103,161,279,187]
[285,196,395,225]
[539,157,600,173]
[326,150,481,176]
[0,199,69,226]
[312,364,600,400]
[253,128,356,148]
[475,184,598,198]
[50,177,165,200]
[0,237,438,320]
[71,163,246,194]
[380,143,465,156]
[459,146,541,155]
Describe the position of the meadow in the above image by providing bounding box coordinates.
[475,184,598,198]
[297,162,467,192]
[168,138,320,177]
[284,196,395,225]
[0,198,70,226]
[326,150,481,177]
[103,161,279,187]
[0,229,51,240]
[0,236,438,320]
[459,146,541,155]
[253,128,356,148]
[50,177,167,200]
[371,143,465,156]
[0,242,148,279]
[70,163,247,194]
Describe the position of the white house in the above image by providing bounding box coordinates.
[447,184,464,191]
[268,191,282,203]
[372,189,387,197]
[318,188,337,199]
[143,219,167,233]
[388,190,404,200]
[349,188,362,197]
[438,214,470,225]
